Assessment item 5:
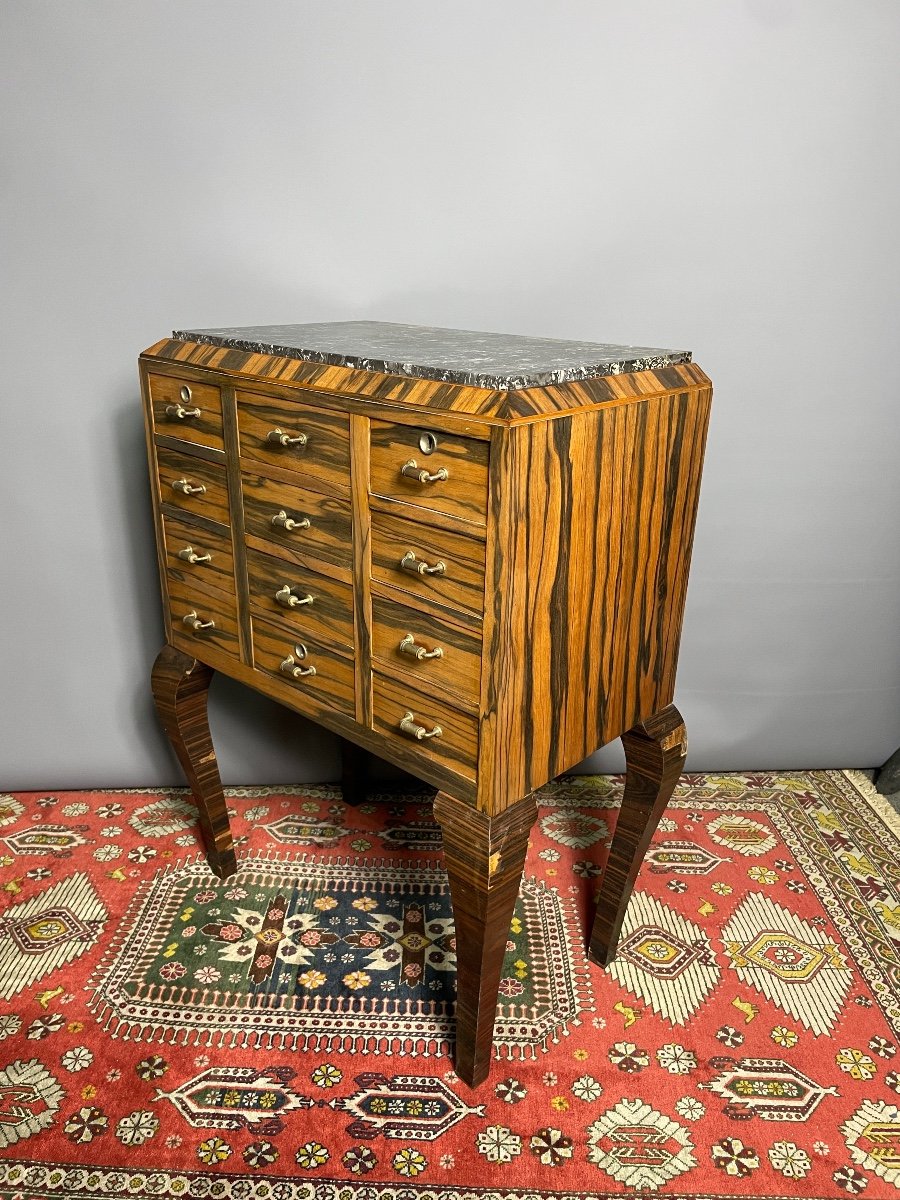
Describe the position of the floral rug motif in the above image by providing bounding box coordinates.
[1,771,900,1198]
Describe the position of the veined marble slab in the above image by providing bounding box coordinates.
[173,321,691,391]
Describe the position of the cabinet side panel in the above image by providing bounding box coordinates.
[478,385,711,813]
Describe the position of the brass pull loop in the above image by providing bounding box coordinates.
[400,711,443,740]
[271,510,311,532]
[178,545,212,565]
[400,550,445,576]
[266,427,308,448]
[401,459,449,484]
[165,402,201,419]
[172,479,206,496]
[280,644,316,678]
[399,633,444,660]
[275,584,314,609]
[182,610,214,632]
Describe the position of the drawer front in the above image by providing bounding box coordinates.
[373,672,478,783]
[156,446,230,526]
[237,390,350,495]
[371,510,486,618]
[162,513,235,595]
[370,420,488,526]
[372,594,481,707]
[167,572,240,658]
[149,374,224,452]
[243,473,352,572]
[248,547,354,651]
[252,615,355,719]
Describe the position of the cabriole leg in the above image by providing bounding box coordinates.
[434,791,538,1088]
[150,644,237,880]
[589,704,687,967]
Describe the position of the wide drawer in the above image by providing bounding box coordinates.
[369,419,488,526]
[156,446,229,526]
[372,594,481,708]
[149,373,223,452]
[243,473,352,574]
[252,615,355,719]
[373,672,478,783]
[237,389,350,495]
[370,510,486,618]
[247,547,354,651]
[162,513,235,595]
[167,572,240,658]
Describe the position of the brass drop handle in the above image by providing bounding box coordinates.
[165,401,201,419]
[271,510,311,532]
[182,610,214,632]
[172,479,206,496]
[280,644,316,678]
[166,386,201,419]
[401,459,449,484]
[400,550,446,576]
[275,584,314,608]
[178,545,212,565]
[399,633,444,660]
[400,711,443,740]
[266,427,308,448]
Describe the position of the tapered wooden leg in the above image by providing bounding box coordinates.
[589,704,687,967]
[341,738,369,806]
[151,644,237,880]
[434,791,538,1088]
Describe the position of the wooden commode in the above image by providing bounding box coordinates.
[140,320,712,1087]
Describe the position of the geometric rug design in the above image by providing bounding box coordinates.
[2,770,900,1198]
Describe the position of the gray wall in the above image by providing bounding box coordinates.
[2,1,898,787]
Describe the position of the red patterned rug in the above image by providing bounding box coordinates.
[1,770,899,1199]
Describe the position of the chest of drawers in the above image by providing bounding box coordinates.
[140,321,711,1086]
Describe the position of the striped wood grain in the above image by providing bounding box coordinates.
[477,385,711,813]
[350,414,373,726]
[589,704,687,966]
[156,446,230,526]
[251,615,356,719]
[150,646,237,879]
[247,547,354,651]
[236,389,351,496]
[148,372,224,452]
[142,338,709,423]
[368,418,489,526]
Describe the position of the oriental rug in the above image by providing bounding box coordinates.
[1,770,899,1199]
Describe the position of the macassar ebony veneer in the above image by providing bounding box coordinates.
[141,321,711,1088]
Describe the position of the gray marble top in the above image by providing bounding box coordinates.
[173,321,691,391]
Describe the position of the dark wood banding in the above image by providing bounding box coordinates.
[150,646,236,879]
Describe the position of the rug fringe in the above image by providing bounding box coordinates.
[843,768,900,836]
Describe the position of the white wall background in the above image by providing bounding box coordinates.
[1,1,898,787]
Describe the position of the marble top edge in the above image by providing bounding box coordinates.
[171,321,692,391]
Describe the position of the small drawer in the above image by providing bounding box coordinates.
[369,420,488,526]
[156,446,229,526]
[237,389,350,495]
[149,374,224,452]
[167,572,240,658]
[252,615,355,719]
[373,672,478,783]
[248,547,354,651]
[371,510,485,618]
[162,513,234,595]
[242,473,352,574]
[372,594,481,708]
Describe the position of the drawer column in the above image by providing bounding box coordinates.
[433,790,538,1088]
